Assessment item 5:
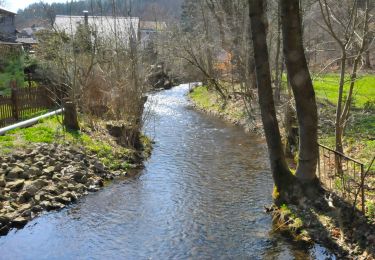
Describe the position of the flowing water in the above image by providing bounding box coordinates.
[0,84,335,259]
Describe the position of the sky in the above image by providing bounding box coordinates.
[2,0,67,13]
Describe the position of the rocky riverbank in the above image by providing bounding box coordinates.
[0,117,152,236]
[0,142,140,235]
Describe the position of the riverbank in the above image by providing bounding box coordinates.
[0,116,151,235]
[189,84,375,259]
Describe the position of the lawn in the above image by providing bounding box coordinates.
[312,74,375,108]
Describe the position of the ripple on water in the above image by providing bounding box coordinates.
[0,84,335,259]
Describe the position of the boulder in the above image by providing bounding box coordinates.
[24,179,49,197]
[6,180,25,192]
[0,175,5,187]
[26,166,41,177]
[12,217,28,227]
[6,166,24,180]
[43,166,55,177]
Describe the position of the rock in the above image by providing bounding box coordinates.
[43,166,55,177]
[6,166,24,179]
[54,195,71,204]
[42,185,60,195]
[24,179,49,197]
[26,166,41,177]
[87,185,100,192]
[0,175,5,187]
[93,162,105,173]
[34,161,44,167]
[0,215,11,226]
[39,201,53,210]
[12,216,28,227]
[1,163,8,169]
[6,180,25,192]
[40,200,64,211]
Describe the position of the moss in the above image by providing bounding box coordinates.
[272,186,280,200]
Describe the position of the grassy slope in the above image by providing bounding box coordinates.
[0,116,146,171]
[312,74,375,108]
[190,74,375,169]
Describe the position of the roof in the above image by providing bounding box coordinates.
[140,21,167,31]
[19,27,45,36]
[54,15,139,42]
[0,7,16,15]
[16,38,38,44]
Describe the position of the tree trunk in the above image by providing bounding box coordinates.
[249,0,293,204]
[273,4,282,104]
[63,101,80,131]
[284,79,298,159]
[281,0,319,183]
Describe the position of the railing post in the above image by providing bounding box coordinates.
[360,164,365,214]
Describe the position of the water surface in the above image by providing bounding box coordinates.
[0,84,334,259]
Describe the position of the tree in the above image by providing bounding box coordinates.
[281,0,319,182]
[249,0,293,204]
[317,0,372,156]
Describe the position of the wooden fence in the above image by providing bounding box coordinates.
[0,85,56,128]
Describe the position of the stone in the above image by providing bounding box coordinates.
[54,196,71,204]
[87,185,100,192]
[6,180,25,192]
[26,166,41,177]
[94,162,105,172]
[23,179,49,197]
[12,216,28,227]
[6,166,24,179]
[0,176,5,187]
[42,185,60,195]
[18,191,32,203]
[43,166,55,177]
[0,215,11,225]
[1,163,8,169]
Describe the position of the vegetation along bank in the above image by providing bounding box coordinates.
[0,116,152,236]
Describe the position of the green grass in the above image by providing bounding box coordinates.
[189,86,222,111]
[312,74,375,108]
[0,116,141,171]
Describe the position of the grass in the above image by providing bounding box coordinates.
[312,74,375,108]
[189,86,222,111]
[0,116,146,171]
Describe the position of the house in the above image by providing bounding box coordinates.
[53,12,140,47]
[0,7,17,42]
[18,24,45,39]
[139,21,167,48]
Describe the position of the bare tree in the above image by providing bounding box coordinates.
[317,0,372,155]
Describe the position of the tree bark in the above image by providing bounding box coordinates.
[63,101,80,131]
[281,0,319,183]
[249,0,293,203]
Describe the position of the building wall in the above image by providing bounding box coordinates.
[0,13,16,42]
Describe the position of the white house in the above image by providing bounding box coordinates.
[54,12,140,46]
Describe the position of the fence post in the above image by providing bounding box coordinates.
[10,81,19,121]
[360,164,365,214]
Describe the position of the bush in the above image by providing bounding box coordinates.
[0,56,25,94]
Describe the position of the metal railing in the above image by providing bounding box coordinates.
[317,144,373,214]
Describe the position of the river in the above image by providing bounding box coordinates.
[0,84,335,259]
